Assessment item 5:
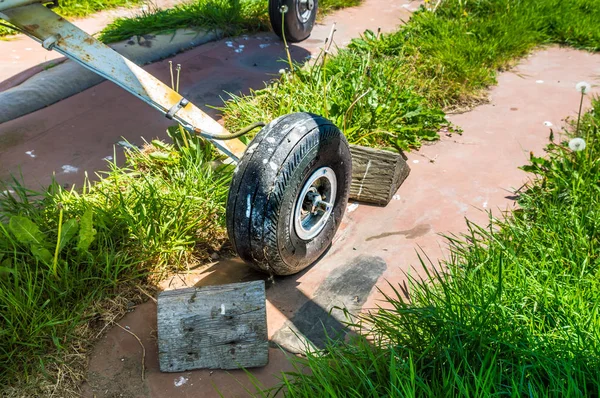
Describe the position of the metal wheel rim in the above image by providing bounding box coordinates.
[294,167,337,240]
[296,0,315,23]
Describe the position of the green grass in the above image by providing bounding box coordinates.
[0,128,230,393]
[221,0,600,150]
[222,29,449,151]
[3,0,600,394]
[98,0,361,43]
[265,98,600,396]
[0,0,142,37]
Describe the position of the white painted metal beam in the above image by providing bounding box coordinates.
[1,3,246,161]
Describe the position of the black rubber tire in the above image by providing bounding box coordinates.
[226,113,351,276]
[269,0,318,43]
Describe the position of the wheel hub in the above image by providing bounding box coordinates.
[297,0,315,23]
[294,167,337,240]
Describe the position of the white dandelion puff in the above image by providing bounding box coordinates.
[278,69,286,75]
[568,137,586,152]
[576,81,591,95]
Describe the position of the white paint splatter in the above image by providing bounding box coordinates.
[536,80,544,84]
[483,201,488,208]
[61,165,79,174]
[221,304,226,315]
[235,48,243,53]
[267,148,274,153]
[238,44,245,49]
[226,41,234,47]
[25,47,32,51]
[543,121,553,127]
[269,161,278,171]
[259,43,271,49]
[25,150,36,158]
[263,158,268,164]
[174,376,188,387]
[347,202,359,213]
[266,137,276,144]
[102,155,113,161]
[246,194,251,218]
[393,195,401,200]
[2,190,15,195]
[412,160,420,164]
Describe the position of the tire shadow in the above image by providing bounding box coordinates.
[192,254,387,354]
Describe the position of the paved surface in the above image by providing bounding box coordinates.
[0,0,184,84]
[82,45,600,397]
[1,0,599,397]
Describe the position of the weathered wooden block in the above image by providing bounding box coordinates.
[349,144,411,206]
[157,280,268,372]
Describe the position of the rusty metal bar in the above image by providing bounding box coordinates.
[1,2,247,161]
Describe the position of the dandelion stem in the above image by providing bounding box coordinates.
[576,91,584,136]
[281,10,294,74]
[322,24,337,118]
[169,61,174,90]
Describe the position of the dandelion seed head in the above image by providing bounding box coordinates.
[278,69,286,75]
[576,81,591,94]
[568,137,586,152]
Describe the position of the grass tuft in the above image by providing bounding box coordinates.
[268,99,600,396]
[0,128,229,392]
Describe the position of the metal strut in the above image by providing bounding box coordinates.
[0,1,247,162]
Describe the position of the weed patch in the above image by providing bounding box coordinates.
[222,29,449,151]
[0,129,229,393]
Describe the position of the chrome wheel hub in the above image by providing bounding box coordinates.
[297,0,315,23]
[294,167,337,240]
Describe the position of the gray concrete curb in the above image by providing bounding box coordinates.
[0,28,223,124]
